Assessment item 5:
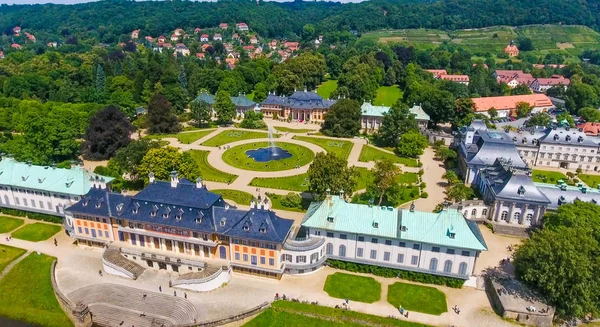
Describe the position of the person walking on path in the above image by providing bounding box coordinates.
[54,238,58,246]
[184,292,187,299]
[159,286,162,292]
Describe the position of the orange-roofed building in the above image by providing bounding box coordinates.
[219,23,228,29]
[439,74,470,86]
[13,26,21,36]
[196,52,205,60]
[194,28,201,34]
[471,94,554,118]
[157,35,166,43]
[145,36,155,43]
[425,69,447,77]
[283,41,299,51]
[131,29,140,39]
[579,122,600,136]
[11,43,22,49]
[530,76,570,93]
[201,43,211,52]
[504,42,519,57]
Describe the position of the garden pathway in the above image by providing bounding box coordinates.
[400,147,446,212]
[0,250,31,280]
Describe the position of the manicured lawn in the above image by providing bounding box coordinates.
[267,193,311,212]
[316,79,338,99]
[250,174,310,192]
[244,301,433,327]
[359,145,419,167]
[352,168,417,191]
[292,136,353,160]
[11,223,61,242]
[0,253,73,327]
[147,129,215,144]
[323,272,381,303]
[0,244,27,273]
[532,169,571,185]
[212,189,253,205]
[579,173,600,188]
[373,85,402,107]
[222,142,314,171]
[187,150,237,183]
[202,130,275,147]
[387,282,448,315]
[274,126,315,133]
[0,216,24,234]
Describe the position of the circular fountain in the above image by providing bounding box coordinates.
[244,125,292,162]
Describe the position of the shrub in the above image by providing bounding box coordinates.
[566,172,575,178]
[0,207,62,224]
[280,192,303,208]
[326,259,464,288]
[420,192,429,198]
[573,178,580,184]
[417,162,423,167]
[418,169,424,176]
[420,182,426,189]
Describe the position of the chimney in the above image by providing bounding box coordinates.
[148,172,155,183]
[250,199,255,209]
[263,198,269,210]
[195,177,203,188]
[170,171,179,188]
[410,202,415,212]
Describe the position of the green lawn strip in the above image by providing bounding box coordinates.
[187,150,237,183]
[353,168,417,191]
[0,253,73,327]
[532,169,571,185]
[274,126,316,133]
[212,189,253,205]
[202,130,275,147]
[11,223,61,242]
[222,142,314,172]
[243,309,358,327]
[578,173,600,188]
[292,136,353,160]
[373,85,402,107]
[147,129,215,144]
[267,193,311,212]
[359,145,418,167]
[0,216,24,233]
[387,282,448,316]
[269,301,433,327]
[316,80,338,99]
[0,244,27,273]
[250,174,310,192]
[323,272,381,303]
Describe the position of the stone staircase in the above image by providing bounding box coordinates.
[102,247,146,279]
[492,224,531,238]
[89,303,173,327]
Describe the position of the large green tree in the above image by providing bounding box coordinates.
[147,93,180,134]
[108,139,161,179]
[321,98,362,137]
[378,102,418,147]
[190,100,212,127]
[82,106,135,160]
[138,147,200,184]
[214,90,236,124]
[372,159,401,205]
[396,131,428,158]
[307,152,357,201]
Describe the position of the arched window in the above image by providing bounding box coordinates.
[482,208,488,216]
[326,243,333,255]
[339,245,346,257]
[443,260,453,273]
[459,262,468,276]
[526,213,533,223]
[463,210,468,217]
[501,211,508,220]
[513,212,520,221]
[429,258,438,271]
[471,209,477,217]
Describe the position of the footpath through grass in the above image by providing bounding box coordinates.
[0,244,27,273]
[244,300,433,327]
[202,130,274,147]
[11,223,61,242]
[0,253,73,327]
[293,136,353,160]
[0,216,24,233]
[187,150,237,183]
[212,189,253,205]
[359,145,419,167]
[387,282,448,316]
[324,272,381,303]
[147,129,215,144]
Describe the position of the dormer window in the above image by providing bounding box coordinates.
[150,204,158,217]
[175,208,184,220]
[38,177,45,183]
[373,222,379,228]
[21,175,28,181]
[449,233,456,239]
[220,218,227,226]
[116,203,124,213]
[132,202,140,214]
[243,224,250,231]
[95,197,104,209]
[517,185,526,195]
[327,216,334,223]
[400,226,407,232]
[162,207,171,219]
[82,197,90,207]
[195,217,202,223]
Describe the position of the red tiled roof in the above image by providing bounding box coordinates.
[425,69,447,77]
[579,122,600,136]
[201,34,209,38]
[504,44,519,52]
[471,94,553,112]
[533,77,570,86]
[440,74,470,82]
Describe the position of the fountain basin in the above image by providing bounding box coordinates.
[245,147,292,162]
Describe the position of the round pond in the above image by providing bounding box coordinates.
[245,146,293,162]
[222,141,315,171]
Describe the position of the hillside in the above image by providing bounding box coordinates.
[361,25,600,58]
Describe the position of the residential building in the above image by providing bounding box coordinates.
[282,195,487,279]
[200,34,209,42]
[504,42,519,57]
[13,26,21,36]
[47,42,58,48]
[175,44,190,57]
[65,173,294,279]
[24,32,36,42]
[493,70,535,88]
[0,157,113,217]
[213,34,223,41]
[236,22,249,31]
[173,28,184,36]
[260,91,336,122]
[283,42,299,51]
[219,23,228,29]
[131,29,140,39]
[360,102,430,132]
[157,35,166,43]
[232,33,240,40]
[170,34,179,42]
[195,52,205,60]
[194,28,201,34]
[145,36,154,43]
[579,122,600,136]
[193,92,257,116]
[250,36,258,44]
[471,94,554,118]
[529,75,570,93]
[11,44,22,50]
[426,69,470,85]
[0,51,5,59]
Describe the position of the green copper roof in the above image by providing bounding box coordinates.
[360,102,430,121]
[231,95,256,107]
[0,158,114,196]
[302,196,487,251]
[193,92,215,105]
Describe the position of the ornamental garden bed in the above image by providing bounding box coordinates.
[222,142,314,171]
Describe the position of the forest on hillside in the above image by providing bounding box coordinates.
[0,0,599,43]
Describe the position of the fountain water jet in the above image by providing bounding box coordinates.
[268,125,278,156]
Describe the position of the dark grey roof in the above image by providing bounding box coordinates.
[468,119,488,132]
[505,127,546,148]
[537,183,600,210]
[134,179,221,209]
[480,159,550,204]
[467,131,527,167]
[260,91,336,110]
[538,127,599,147]
[261,94,288,106]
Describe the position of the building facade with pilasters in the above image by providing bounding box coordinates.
[259,91,336,122]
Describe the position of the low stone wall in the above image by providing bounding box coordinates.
[176,301,270,327]
[174,266,232,292]
[50,260,93,327]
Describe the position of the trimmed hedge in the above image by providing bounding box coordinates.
[0,207,62,224]
[326,259,464,288]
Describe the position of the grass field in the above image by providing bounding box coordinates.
[579,174,600,188]
[11,223,61,242]
[359,145,419,167]
[387,282,448,316]
[147,129,215,144]
[353,167,418,191]
[0,244,27,273]
[532,169,571,185]
[292,136,353,160]
[323,272,381,303]
[201,130,274,147]
[0,253,73,327]
[250,174,310,192]
[316,80,338,99]
[0,216,24,234]
[274,126,316,133]
[374,85,403,107]
[268,193,311,212]
[244,301,433,327]
[187,150,237,183]
[222,142,314,171]
[212,189,253,205]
